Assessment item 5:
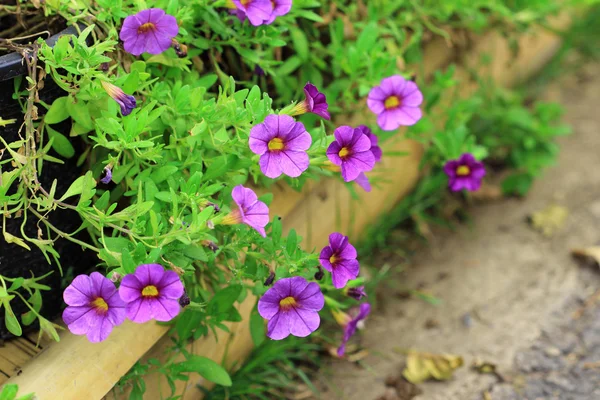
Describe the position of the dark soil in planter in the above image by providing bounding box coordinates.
[0,20,96,339]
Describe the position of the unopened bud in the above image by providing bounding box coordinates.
[264,271,275,286]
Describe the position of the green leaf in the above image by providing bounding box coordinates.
[356,22,379,54]
[249,306,265,347]
[0,383,18,400]
[208,285,242,315]
[175,356,232,387]
[46,126,75,159]
[58,175,85,201]
[66,98,93,131]
[44,97,69,124]
[285,229,298,256]
[4,301,22,336]
[290,28,309,61]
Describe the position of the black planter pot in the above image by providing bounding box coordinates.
[0,26,96,339]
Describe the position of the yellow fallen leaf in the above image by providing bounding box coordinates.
[402,350,463,384]
[471,359,497,374]
[571,246,600,267]
[529,204,568,237]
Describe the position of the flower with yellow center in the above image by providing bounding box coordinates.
[91,297,109,314]
[279,296,297,311]
[338,147,350,159]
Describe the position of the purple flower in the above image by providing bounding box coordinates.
[326,126,376,182]
[62,272,126,343]
[258,277,324,340]
[291,83,330,120]
[119,8,179,56]
[347,286,367,301]
[265,0,292,24]
[367,75,423,131]
[337,303,371,357]
[100,166,112,184]
[249,114,312,178]
[443,153,486,192]
[232,0,273,26]
[254,65,265,76]
[101,81,136,116]
[223,185,270,237]
[118,264,185,323]
[357,125,382,162]
[319,232,360,289]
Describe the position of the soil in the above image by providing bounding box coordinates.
[320,63,600,400]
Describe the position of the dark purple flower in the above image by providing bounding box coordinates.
[62,272,126,343]
[367,75,423,131]
[337,303,371,357]
[258,277,324,340]
[119,8,179,56]
[326,126,376,182]
[264,271,275,286]
[202,240,219,252]
[291,83,330,120]
[178,289,191,308]
[357,125,382,162]
[443,153,486,192]
[119,264,184,323]
[314,266,324,281]
[232,0,273,26]
[265,0,292,24]
[249,114,312,178]
[223,185,270,237]
[101,81,136,116]
[319,232,360,289]
[100,166,112,184]
[347,286,367,301]
[254,65,265,76]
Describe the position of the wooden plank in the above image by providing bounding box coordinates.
[0,14,572,400]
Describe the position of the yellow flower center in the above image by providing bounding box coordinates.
[137,23,156,34]
[338,147,350,159]
[329,254,339,265]
[91,297,108,314]
[456,165,470,176]
[384,96,401,110]
[268,137,285,152]
[142,285,159,297]
[241,0,251,5]
[279,296,297,311]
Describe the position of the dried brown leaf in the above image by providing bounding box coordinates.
[571,246,600,267]
[529,204,568,237]
[402,351,463,384]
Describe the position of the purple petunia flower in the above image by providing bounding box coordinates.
[367,75,423,131]
[357,125,382,162]
[319,232,360,289]
[258,277,324,340]
[232,0,273,26]
[264,0,292,24]
[337,303,371,357]
[119,264,184,323]
[291,83,330,120]
[119,8,179,56]
[101,81,136,116]
[347,286,367,301]
[249,114,312,178]
[443,153,486,192]
[100,166,112,184]
[326,126,376,182]
[62,272,126,343]
[222,185,270,237]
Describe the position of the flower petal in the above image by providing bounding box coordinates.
[119,275,143,303]
[126,298,153,323]
[354,172,372,192]
[155,14,179,37]
[249,123,272,155]
[333,126,354,146]
[401,82,423,107]
[267,311,291,340]
[158,271,184,299]
[62,306,94,334]
[144,32,173,55]
[296,282,324,311]
[151,297,181,321]
[279,150,309,178]
[63,275,93,306]
[289,308,320,337]
[338,241,357,260]
[86,316,113,343]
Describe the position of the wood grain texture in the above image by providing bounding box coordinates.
[0,15,571,400]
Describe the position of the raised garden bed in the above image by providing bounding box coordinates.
[0,11,571,399]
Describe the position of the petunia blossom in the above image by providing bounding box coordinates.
[264,0,292,24]
[326,126,376,182]
[222,185,270,237]
[62,272,126,343]
[258,277,324,340]
[100,166,112,184]
[337,303,371,357]
[290,82,330,120]
[119,8,179,56]
[367,75,423,131]
[119,264,185,323]
[249,114,312,178]
[443,153,486,192]
[232,0,273,26]
[319,232,360,289]
[101,81,136,116]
